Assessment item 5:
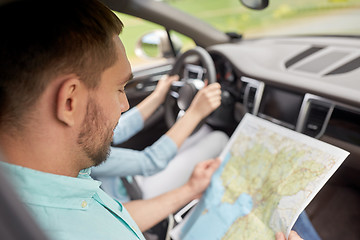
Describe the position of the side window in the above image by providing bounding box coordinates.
[114,12,195,69]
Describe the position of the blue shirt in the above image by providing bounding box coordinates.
[0,161,145,240]
[91,107,178,202]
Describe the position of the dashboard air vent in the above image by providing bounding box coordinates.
[294,50,350,74]
[303,103,332,138]
[241,77,264,115]
[285,46,324,68]
[246,86,257,113]
[325,56,360,75]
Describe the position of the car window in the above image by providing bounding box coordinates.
[114,12,195,69]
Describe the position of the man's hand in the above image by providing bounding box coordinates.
[185,158,221,199]
[187,82,222,120]
[276,231,303,240]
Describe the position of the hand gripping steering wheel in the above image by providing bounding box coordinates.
[164,46,217,128]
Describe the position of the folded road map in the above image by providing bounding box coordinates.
[173,113,349,240]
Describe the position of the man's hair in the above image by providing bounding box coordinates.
[0,0,123,129]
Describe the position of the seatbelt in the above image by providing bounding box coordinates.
[121,176,174,240]
[120,176,143,200]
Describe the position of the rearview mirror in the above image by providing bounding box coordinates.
[240,0,269,10]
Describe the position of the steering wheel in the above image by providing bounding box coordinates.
[164,46,217,128]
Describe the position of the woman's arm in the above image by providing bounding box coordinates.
[92,135,177,177]
[112,75,178,144]
[166,82,222,148]
[137,75,179,121]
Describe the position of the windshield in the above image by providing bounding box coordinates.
[164,0,360,39]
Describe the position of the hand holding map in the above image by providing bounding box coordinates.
[276,231,303,240]
[174,113,349,240]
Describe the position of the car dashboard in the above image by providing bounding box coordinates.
[208,36,360,171]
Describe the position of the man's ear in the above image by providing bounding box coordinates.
[56,77,84,127]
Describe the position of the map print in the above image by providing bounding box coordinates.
[179,114,349,240]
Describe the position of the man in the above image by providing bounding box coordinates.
[0,0,302,239]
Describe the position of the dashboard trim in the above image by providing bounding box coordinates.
[241,76,264,115]
[296,94,335,139]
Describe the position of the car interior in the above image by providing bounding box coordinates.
[0,0,359,239]
[104,0,360,239]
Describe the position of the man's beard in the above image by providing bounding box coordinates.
[77,97,114,167]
